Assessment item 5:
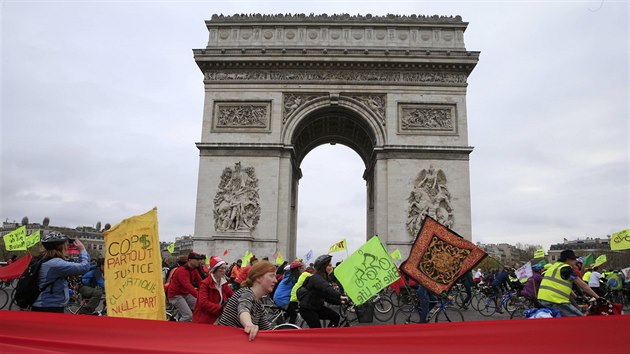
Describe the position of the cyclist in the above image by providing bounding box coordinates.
[491,265,512,313]
[192,256,233,324]
[273,261,304,322]
[298,254,348,328]
[537,249,602,317]
[166,252,203,322]
[32,232,91,313]
[78,258,105,315]
[217,261,277,341]
[520,263,543,305]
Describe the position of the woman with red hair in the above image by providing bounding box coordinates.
[217,261,277,341]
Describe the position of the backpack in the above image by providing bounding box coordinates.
[14,255,51,308]
[296,276,311,302]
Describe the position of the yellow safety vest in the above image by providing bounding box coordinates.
[582,271,592,282]
[537,262,572,304]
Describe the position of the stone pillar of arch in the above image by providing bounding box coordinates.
[192,14,479,261]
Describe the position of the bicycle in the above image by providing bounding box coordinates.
[393,286,465,324]
[476,290,518,317]
[264,304,306,329]
[0,287,10,309]
[165,301,181,321]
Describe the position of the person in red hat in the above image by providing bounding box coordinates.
[192,256,234,324]
[167,252,203,322]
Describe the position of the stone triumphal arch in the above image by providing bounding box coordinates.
[192,14,479,260]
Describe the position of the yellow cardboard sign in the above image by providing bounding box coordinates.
[103,208,166,320]
[3,226,27,251]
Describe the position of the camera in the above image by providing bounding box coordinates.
[68,238,76,244]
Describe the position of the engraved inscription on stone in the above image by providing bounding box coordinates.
[407,166,454,237]
[282,93,325,123]
[214,162,261,232]
[399,104,456,134]
[213,102,270,131]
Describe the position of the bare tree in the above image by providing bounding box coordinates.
[21,216,29,225]
[43,217,50,228]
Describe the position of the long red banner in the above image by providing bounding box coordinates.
[0,311,627,353]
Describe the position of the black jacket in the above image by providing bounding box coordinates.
[299,272,342,311]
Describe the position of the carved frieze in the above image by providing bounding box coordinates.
[282,93,324,123]
[204,69,467,85]
[346,94,386,125]
[213,102,270,132]
[398,104,457,134]
[214,162,261,232]
[407,166,454,237]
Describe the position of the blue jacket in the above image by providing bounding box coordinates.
[81,266,104,288]
[33,250,91,308]
[273,275,297,307]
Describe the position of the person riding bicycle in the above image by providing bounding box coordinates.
[78,258,105,315]
[520,263,543,305]
[273,261,303,308]
[32,231,91,313]
[166,252,203,322]
[192,256,234,324]
[537,249,602,317]
[217,261,278,341]
[491,265,512,313]
[298,254,348,328]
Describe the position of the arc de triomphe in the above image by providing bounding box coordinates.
[192,14,479,260]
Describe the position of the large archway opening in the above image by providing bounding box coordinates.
[289,106,377,262]
[296,145,366,264]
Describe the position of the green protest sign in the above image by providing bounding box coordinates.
[333,236,400,305]
[25,230,41,248]
[3,226,27,251]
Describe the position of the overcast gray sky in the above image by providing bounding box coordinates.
[1,1,628,262]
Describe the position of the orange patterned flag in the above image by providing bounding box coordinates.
[401,216,486,295]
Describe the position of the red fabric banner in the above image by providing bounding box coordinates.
[0,310,627,354]
[0,253,31,280]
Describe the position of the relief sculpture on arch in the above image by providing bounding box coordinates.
[407,166,454,237]
[213,162,261,232]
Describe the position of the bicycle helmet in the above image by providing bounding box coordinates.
[41,231,69,250]
[313,254,332,271]
[576,257,584,264]
[532,263,543,272]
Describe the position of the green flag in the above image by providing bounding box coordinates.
[241,250,253,267]
[594,255,607,267]
[333,236,400,305]
[167,242,175,254]
[582,253,595,267]
[25,230,41,248]
[390,249,402,260]
[533,248,545,258]
[3,226,27,251]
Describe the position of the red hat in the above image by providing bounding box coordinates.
[290,261,303,270]
[209,256,226,272]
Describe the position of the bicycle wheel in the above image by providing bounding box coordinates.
[504,297,518,313]
[0,288,9,310]
[273,323,301,330]
[469,292,481,311]
[393,307,420,325]
[434,307,465,323]
[65,302,82,314]
[340,302,358,324]
[373,297,394,322]
[476,296,496,316]
[166,311,179,321]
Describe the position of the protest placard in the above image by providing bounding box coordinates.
[103,208,166,320]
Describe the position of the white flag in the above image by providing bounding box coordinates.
[515,262,533,280]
